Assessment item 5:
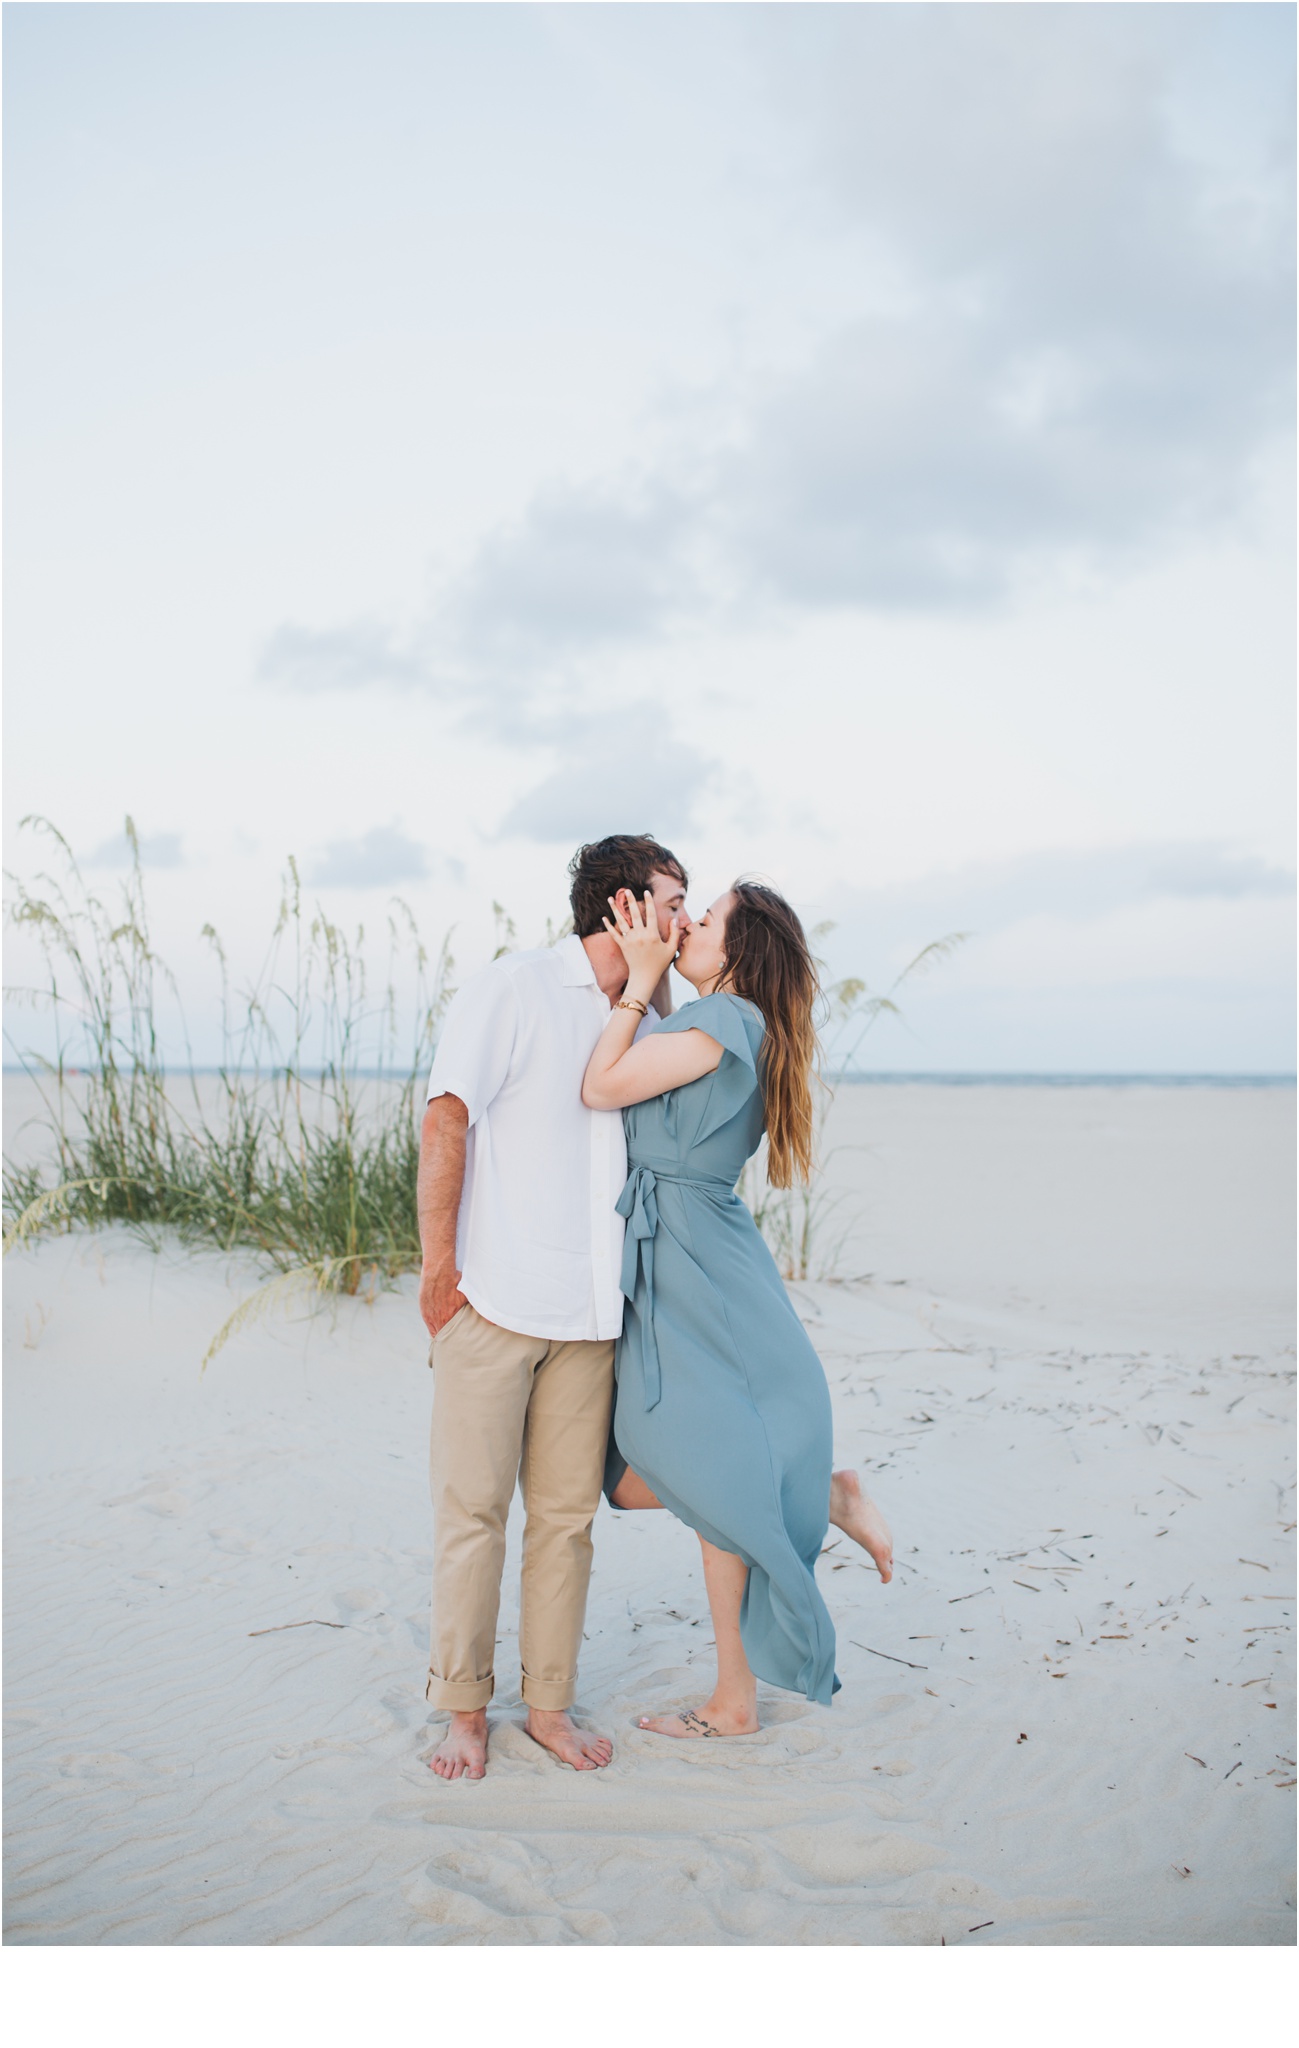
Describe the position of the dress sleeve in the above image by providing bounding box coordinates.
[657,993,761,1073]
[425,964,518,1126]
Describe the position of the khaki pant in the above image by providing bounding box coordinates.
[426,1304,614,1712]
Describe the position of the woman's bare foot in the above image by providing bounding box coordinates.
[829,1469,894,1582]
[524,1707,613,1771]
[638,1691,759,1739]
[428,1708,489,1780]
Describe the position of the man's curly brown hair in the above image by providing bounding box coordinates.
[567,834,688,939]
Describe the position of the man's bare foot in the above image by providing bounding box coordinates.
[524,1707,613,1771]
[829,1469,894,1582]
[638,1693,759,1739]
[428,1707,489,1780]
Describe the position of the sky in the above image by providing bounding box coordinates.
[4,1,1295,1072]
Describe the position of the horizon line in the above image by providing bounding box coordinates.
[4,1065,1294,1086]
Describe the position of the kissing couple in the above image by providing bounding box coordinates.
[418,833,893,1780]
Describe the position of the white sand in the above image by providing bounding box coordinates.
[4,1084,1294,1945]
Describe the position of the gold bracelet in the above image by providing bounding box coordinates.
[615,996,648,1017]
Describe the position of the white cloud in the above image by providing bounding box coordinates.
[444,481,702,669]
[258,621,431,695]
[822,840,1296,979]
[85,828,184,869]
[494,703,716,846]
[306,826,432,889]
[383,2,1294,648]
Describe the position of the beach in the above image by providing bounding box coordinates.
[4,1080,1294,1945]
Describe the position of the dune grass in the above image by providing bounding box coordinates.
[3,819,452,1337]
[4,817,964,1340]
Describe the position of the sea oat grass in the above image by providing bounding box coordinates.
[3,817,451,1298]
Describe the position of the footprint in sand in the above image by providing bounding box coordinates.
[772,1823,944,1886]
[58,1752,149,1783]
[755,1698,815,1725]
[407,1837,618,1944]
[333,1586,385,1618]
[274,1792,350,1820]
[772,1725,827,1757]
[104,1478,186,1511]
[142,1491,190,1517]
[404,1874,526,1935]
[429,1829,533,1885]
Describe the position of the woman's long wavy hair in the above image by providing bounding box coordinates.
[716,880,818,1188]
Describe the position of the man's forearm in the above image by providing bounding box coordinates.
[418,1096,468,1271]
[418,1096,470,1338]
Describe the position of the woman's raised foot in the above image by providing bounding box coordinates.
[829,1469,894,1581]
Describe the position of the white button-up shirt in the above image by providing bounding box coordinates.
[425,934,631,1341]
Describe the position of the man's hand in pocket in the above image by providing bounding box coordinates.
[421,1264,468,1340]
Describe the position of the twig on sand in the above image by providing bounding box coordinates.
[948,1587,992,1605]
[851,1641,927,1670]
[1223,1762,1242,1781]
[1239,1559,1270,1571]
[249,1619,348,1637]
[1185,1752,1207,1767]
[968,1921,994,1933]
[1013,1580,1041,1593]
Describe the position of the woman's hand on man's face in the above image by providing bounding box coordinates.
[604,890,680,994]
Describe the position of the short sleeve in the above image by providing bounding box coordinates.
[655,993,762,1072]
[426,963,518,1126]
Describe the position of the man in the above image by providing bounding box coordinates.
[418,833,690,1780]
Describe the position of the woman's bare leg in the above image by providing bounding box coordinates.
[638,1536,759,1738]
[611,1469,664,1510]
[829,1470,893,1581]
[621,1468,891,1561]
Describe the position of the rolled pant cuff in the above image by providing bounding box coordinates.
[426,1671,494,1711]
[520,1673,577,1711]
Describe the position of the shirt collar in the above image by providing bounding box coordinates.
[558,933,599,988]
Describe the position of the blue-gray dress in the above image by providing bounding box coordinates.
[605,991,839,1705]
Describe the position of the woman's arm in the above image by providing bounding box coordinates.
[581,890,724,1109]
[583,1024,723,1109]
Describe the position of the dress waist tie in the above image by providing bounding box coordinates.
[615,1163,737,1411]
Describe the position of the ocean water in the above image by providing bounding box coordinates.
[831,1072,1295,1087]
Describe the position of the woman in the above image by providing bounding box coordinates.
[582,880,893,1738]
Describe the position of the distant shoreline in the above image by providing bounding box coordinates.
[3,1066,1294,1088]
